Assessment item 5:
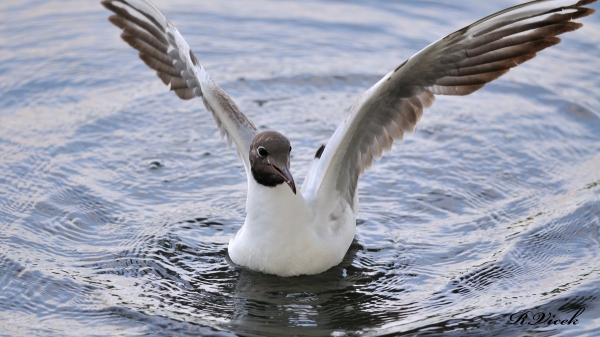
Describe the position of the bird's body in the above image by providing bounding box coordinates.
[102,0,596,276]
[229,178,356,276]
[228,130,357,276]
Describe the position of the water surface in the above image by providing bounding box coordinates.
[1,0,600,336]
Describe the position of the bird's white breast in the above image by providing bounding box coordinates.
[228,177,356,276]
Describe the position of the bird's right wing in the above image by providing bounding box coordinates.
[102,0,259,172]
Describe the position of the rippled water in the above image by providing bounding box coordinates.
[1,0,600,336]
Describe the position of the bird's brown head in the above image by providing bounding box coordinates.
[249,131,296,194]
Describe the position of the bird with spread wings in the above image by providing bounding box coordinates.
[102,0,596,276]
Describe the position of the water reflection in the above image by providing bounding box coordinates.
[227,241,365,335]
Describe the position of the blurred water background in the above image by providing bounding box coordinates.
[1,0,599,336]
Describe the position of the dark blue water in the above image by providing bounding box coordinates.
[1,0,599,336]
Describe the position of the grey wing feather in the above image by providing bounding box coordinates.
[303,0,596,206]
[102,0,258,171]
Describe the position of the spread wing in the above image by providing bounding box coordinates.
[102,0,258,172]
[302,0,596,207]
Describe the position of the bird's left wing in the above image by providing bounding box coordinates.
[302,0,596,207]
[102,0,258,171]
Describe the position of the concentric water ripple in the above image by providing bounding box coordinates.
[1,0,599,336]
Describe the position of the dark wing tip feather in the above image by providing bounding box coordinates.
[572,7,596,19]
[101,0,115,11]
[575,0,596,5]
[103,0,203,101]
[315,145,326,159]
[157,72,171,85]
[138,53,181,77]
[430,4,591,97]
[108,14,127,30]
[174,88,197,100]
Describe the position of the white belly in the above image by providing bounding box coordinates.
[228,179,356,276]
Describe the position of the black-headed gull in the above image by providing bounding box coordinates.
[102,0,596,276]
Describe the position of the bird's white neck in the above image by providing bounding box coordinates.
[244,177,311,234]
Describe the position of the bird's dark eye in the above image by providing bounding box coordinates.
[289,146,292,152]
[257,146,268,157]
